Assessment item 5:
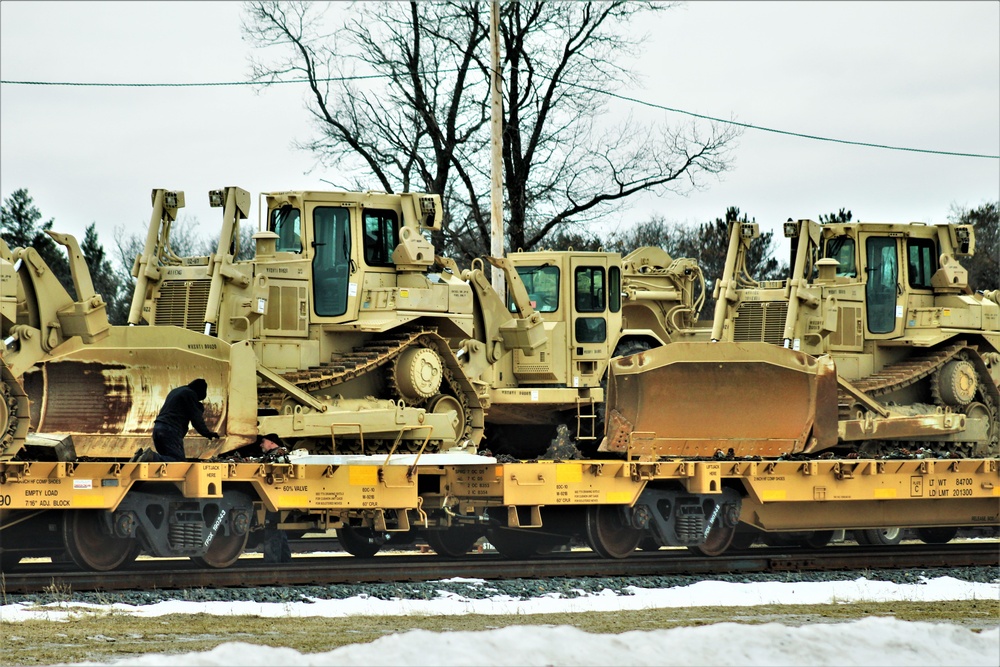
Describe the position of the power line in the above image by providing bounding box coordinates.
[2,75,998,159]
[0,75,385,87]
[570,83,999,160]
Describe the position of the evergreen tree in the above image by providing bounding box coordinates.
[0,189,73,293]
[951,201,999,291]
[81,223,128,324]
[819,208,853,224]
[693,207,784,315]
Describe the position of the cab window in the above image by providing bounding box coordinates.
[510,265,560,312]
[906,238,936,290]
[575,266,606,343]
[608,266,621,313]
[823,236,856,277]
[865,237,898,334]
[270,205,302,253]
[362,209,398,267]
[312,207,352,317]
[575,267,605,312]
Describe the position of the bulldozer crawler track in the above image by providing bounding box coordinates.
[837,343,968,417]
[852,343,967,396]
[257,329,431,406]
[0,366,30,459]
[836,342,999,456]
[256,327,482,446]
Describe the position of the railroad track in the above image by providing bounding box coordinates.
[3,542,996,595]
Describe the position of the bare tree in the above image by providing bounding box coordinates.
[605,215,703,258]
[242,1,741,262]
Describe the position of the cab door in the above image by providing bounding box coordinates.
[569,257,622,387]
[862,234,904,339]
[310,203,355,320]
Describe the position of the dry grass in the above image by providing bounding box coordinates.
[2,599,998,665]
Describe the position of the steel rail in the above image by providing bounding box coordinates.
[2,543,997,596]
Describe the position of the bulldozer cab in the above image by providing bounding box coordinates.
[506,250,623,389]
[260,190,442,326]
[804,221,977,347]
[814,229,923,340]
[709,218,981,354]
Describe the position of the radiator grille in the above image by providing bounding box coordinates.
[154,280,212,332]
[732,301,788,345]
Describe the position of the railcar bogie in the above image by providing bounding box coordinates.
[1,452,997,571]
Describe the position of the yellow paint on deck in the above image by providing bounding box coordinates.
[556,464,583,484]
[349,466,379,486]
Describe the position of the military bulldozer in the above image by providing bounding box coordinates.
[20,187,548,460]
[1,234,113,459]
[12,184,710,463]
[483,245,709,458]
[602,217,999,459]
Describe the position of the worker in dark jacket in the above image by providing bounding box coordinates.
[132,378,219,462]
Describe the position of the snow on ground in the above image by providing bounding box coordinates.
[2,576,998,666]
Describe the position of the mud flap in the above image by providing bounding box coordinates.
[600,342,839,458]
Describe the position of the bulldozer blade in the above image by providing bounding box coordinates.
[22,326,260,460]
[600,342,839,458]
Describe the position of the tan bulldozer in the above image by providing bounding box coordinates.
[1,234,114,459]
[602,217,1000,459]
[8,185,710,463]
[16,187,549,460]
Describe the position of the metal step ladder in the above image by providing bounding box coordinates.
[575,396,598,441]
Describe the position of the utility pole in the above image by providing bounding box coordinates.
[489,0,505,302]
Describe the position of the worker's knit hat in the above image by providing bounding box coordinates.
[188,378,208,400]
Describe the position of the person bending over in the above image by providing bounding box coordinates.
[133,378,219,462]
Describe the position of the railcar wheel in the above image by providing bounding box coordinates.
[424,528,481,558]
[915,527,959,544]
[337,526,385,558]
[855,527,903,546]
[583,505,641,559]
[63,510,140,572]
[191,531,249,569]
[686,520,738,557]
[686,499,743,557]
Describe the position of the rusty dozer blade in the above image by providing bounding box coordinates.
[22,326,260,460]
[600,342,839,458]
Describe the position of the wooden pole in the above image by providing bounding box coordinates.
[490,0,505,302]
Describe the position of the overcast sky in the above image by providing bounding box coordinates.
[1,1,998,258]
